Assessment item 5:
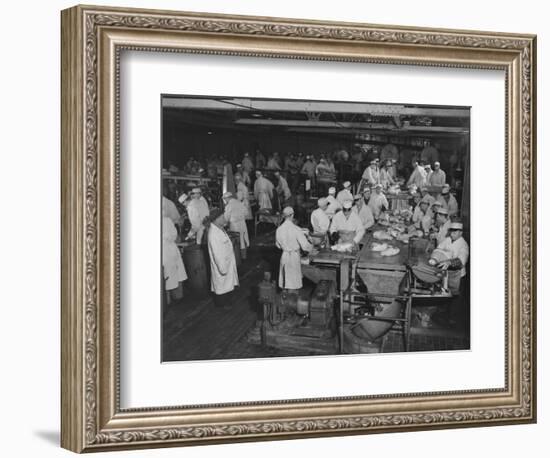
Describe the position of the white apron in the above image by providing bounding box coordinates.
[224,198,250,249]
[275,220,312,290]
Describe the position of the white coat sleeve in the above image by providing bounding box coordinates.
[353,217,365,244]
[296,229,313,252]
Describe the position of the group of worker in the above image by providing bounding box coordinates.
[162,185,251,309]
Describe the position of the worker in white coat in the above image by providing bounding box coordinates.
[361,160,380,187]
[162,194,181,225]
[436,221,469,328]
[242,152,254,175]
[353,189,375,230]
[412,195,433,234]
[430,207,451,245]
[407,160,428,188]
[325,186,342,218]
[274,170,292,206]
[162,215,187,303]
[205,208,239,308]
[336,181,353,205]
[310,197,331,234]
[222,191,250,260]
[276,207,313,291]
[329,200,365,246]
[428,161,446,186]
[368,184,389,219]
[436,184,459,217]
[235,174,252,221]
[186,188,209,244]
[254,170,274,210]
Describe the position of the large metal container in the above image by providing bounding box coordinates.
[227,231,242,267]
[181,243,208,294]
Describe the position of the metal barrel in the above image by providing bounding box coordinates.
[227,231,242,267]
[181,243,209,294]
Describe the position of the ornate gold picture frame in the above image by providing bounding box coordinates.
[61,4,536,453]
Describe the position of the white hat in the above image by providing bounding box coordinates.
[370,160,377,165]
[449,221,463,230]
[222,191,233,199]
[236,163,242,168]
[373,183,383,189]
[434,161,440,166]
[178,193,188,204]
[282,206,294,217]
[353,194,362,201]
[191,187,201,194]
[436,207,449,215]
[342,200,353,210]
[343,181,351,188]
[328,187,336,195]
[441,185,450,195]
[432,200,443,208]
[362,187,371,194]
[317,197,328,207]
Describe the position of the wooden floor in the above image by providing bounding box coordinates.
[162,226,469,362]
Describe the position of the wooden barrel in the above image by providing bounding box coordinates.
[181,244,208,294]
[227,231,242,267]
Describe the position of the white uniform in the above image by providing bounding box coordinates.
[236,182,252,220]
[434,219,451,245]
[207,224,239,294]
[428,169,446,186]
[162,196,180,224]
[242,156,254,174]
[437,236,469,277]
[276,175,292,201]
[325,195,342,217]
[362,167,380,186]
[353,201,375,230]
[412,206,432,233]
[368,193,389,219]
[407,165,427,188]
[336,189,353,205]
[224,198,250,250]
[254,176,274,210]
[276,219,312,289]
[310,208,331,233]
[329,211,365,244]
[186,197,209,243]
[437,194,459,217]
[379,168,395,188]
[162,216,187,290]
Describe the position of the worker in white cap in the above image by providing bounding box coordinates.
[254,170,274,210]
[274,170,292,206]
[412,195,433,233]
[419,186,436,206]
[300,154,316,181]
[275,207,313,291]
[162,203,187,304]
[242,152,254,175]
[368,183,389,220]
[436,184,459,217]
[186,187,210,244]
[336,181,354,205]
[222,191,250,260]
[436,220,469,327]
[361,159,380,188]
[310,197,331,234]
[329,200,365,246]
[204,208,239,308]
[379,159,396,188]
[407,159,428,189]
[430,206,451,245]
[353,189,375,230]
[325,186,342,217]
[235,163,250,187]
[234,173,252,222]
[428,161,446,186]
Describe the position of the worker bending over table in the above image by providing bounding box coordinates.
[329,200,365,246]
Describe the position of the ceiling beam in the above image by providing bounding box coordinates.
[163,97,470,118]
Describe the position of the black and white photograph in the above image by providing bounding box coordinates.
[161,94,471,362]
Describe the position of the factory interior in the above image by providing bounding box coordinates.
[161,95,470,362]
